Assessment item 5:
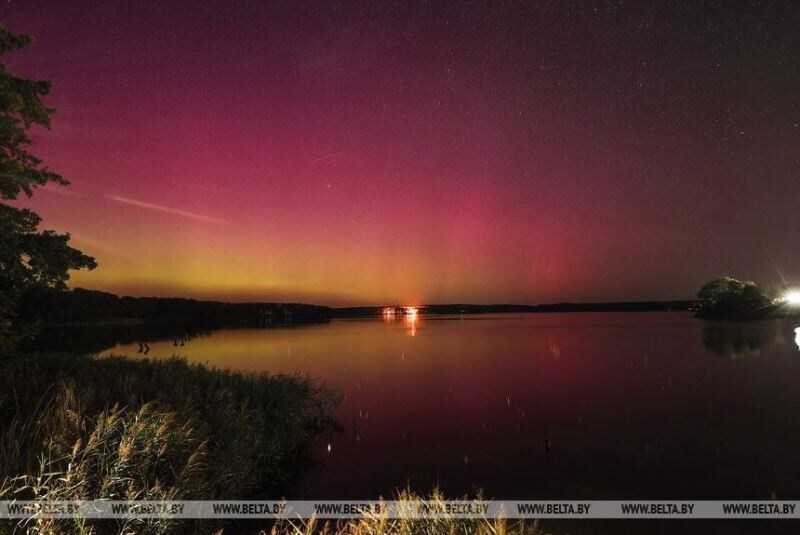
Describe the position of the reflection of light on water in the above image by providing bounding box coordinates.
[404,314,418,337]
[382,307,397,323]
[795,327,800,351]
[384,307,419,335]
[404,307,419,337]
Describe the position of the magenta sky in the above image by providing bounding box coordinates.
[3,1,799,305]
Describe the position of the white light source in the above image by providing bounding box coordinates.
[783,290,800,306]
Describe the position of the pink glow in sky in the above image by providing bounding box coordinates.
[3,1,800,305]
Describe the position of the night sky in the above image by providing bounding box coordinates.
[3,1,799,306]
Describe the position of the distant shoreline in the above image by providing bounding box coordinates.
[334,301,697,318]
[24,287,698,327]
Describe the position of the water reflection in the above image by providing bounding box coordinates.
[382,306,420,336]
[25,317,333,355]
[29,313,800,500]
[24,320,225,354]
[701,321,786,359]
[404,308,419,337]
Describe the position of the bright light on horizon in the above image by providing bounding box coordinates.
[783,290,800,306]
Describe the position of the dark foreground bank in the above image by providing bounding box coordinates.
[0,352,339,534]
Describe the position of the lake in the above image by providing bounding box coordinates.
[89,312,800,501]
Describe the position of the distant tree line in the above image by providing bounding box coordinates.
[19,287,332,325]
[335,301,696,318]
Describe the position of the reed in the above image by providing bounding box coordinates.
[0,355,548,535]
[267,491,548,535]
[0,352,339,534]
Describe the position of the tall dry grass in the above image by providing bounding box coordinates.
[0,352,339,534]
[0,355,552,535]
[266,491,549,535]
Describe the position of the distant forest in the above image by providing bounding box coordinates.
[21,287,697,327]
[338,301,696,317]
[20,287,332,325]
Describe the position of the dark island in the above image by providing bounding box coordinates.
[695,276,800,320]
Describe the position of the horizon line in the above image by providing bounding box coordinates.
[65,286,697,309]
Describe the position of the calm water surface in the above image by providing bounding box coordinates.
[97,312,800,501]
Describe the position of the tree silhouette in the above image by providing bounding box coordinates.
[0,26,96,352]
[696,277,776,319]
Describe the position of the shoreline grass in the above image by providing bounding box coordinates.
[266,490,549,535]
[0,352,339,534]
[0,354,548,535]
